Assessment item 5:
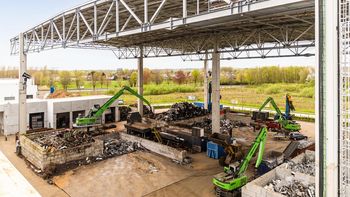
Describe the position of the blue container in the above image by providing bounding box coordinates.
[193,102,205,108]
[50,86,55,94]
[207,141,225,159]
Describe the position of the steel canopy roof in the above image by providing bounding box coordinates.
[10,0,315,59]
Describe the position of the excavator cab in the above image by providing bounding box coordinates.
[285,94,295,120]
[87,104,100,117]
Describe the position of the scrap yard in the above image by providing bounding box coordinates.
[3,0,348,196]
[1,100,315,197]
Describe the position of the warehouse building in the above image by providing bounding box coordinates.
[0,79,37,102]
[0,95,119,135]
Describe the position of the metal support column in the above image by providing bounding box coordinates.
[212,44,220,133]
[204,52,209,110]
[138,47,144,116]
[316,0,339,196]
[19,33,27,134]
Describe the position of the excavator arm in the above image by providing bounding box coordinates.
[93,86,152,117]
[258,97,283,118]
[75,86,152,127]
[237,127,267,176]
[212,127,268,192]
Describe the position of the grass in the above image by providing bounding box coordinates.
[46,81,315,114]
[116,83,315,114]
[106,82,198,96]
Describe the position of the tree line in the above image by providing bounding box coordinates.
[0,66,314,90]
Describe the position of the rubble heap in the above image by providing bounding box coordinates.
[193,118,247,134]
[130,104,153,116]
[103,138,139,157]
[156,102,208,122]
[265,179,315,197]
[287,159,315,176]
[32,129,94,150]
[119,106,132,121]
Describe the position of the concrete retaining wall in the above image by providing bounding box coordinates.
[20,132,103,171]
[242,167,315,197]
[242,151,315,197]
[119,132,187,162]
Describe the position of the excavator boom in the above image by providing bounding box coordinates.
[75,86,152,127]
[212,127,268,192]
[237,127,267,176]
[258,97,283,117]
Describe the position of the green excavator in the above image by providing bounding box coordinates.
[74,86,152,128]
[212,127,268,197]
[258,95,301,132]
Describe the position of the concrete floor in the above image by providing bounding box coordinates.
[0,150,40,197]
[0,114,315,197]
[0,136,68,197]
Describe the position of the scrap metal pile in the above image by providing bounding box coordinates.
[265,179,315,197]
[193,118,247,134]
[31,129,94,151]
[287,159,315,176]
[130,104,153,116]
[119,106,132,121]
[103,138,140,158]
[155,102,208,122]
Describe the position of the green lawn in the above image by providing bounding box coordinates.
[118,84,315,114]
[45,81,315,114]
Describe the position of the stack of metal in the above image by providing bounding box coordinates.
[193,118,247,134]
[156,102,208,122]
[287,159,315,176]
[119,106,132,121]
[265,179,315,197]
[103,138,139,157]
[32,129,94,150]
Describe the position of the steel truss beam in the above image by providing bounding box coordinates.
[10,0,314,59]
[72,25,314,59]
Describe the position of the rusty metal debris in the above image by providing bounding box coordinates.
[265,179,315,197]
[130,104,153,116]
[286,159,315,176]
[155,102,208,122]
[31,129,95,151]
[103,138,139,157]
[119,106,132,121]
[193,118,247,134]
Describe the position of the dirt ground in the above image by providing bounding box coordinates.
[0,113,315,197]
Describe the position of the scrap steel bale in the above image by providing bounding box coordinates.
[156,102,208,122]
[119,106,132,121]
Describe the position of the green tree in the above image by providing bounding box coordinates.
[74,70,84,90]
[129,72,137,87]
[191,69,200,85]
[59,71,71,91]
[143,68,151,84]
[89,71,101,91]
[100,72,106,88]
[151,71,163,85]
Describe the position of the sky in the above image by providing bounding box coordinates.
[0,1,315,70]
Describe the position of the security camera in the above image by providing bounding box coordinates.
[22,72,31,79]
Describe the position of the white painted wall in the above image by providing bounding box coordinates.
[0,79,37,103]
[0,100,47,135]
[46,96,118,129]
[0,95,119,135]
